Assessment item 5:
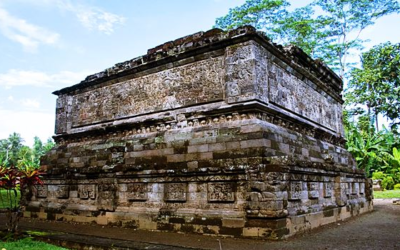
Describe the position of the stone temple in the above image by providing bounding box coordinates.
[26,26,372,239]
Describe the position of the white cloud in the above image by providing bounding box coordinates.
[49,0,126,35]
[0,7,60,51]
[73,6,126,35]
[0,109,54,146]
[0,69,91,89]
[21,99,41,109]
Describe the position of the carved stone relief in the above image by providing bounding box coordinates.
[126,183,148,201]
[352,182,359,195]
[207,182,235,202]
[72,57,224,127]
[335,182,348,207]
[360,182,365,195]
[323,182,333,198]
[36,185,48,198]
[164,183,187,202]
[55,185,69,199]
[269,62,339,131]
[308,182,319,199]
[78,185,96,199]
[98,182,116,211]
[289,181,302,201]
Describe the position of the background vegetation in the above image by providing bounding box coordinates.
[216,0,400,190]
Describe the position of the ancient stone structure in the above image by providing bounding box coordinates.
[25,26,373,239]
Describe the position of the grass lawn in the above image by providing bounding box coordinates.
[0,237,67,250]
[374,189,400,199]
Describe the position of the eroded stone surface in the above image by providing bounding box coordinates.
[27,26,372,240]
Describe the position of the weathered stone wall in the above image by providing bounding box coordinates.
[27,26,372,239]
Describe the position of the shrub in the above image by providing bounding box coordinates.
[394,184,400,190]
[372,171,386,180]
[381,176,395,190]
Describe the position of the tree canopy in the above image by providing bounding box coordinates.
[346,42,400,130]
[215,0,400,77]
[0,133,54,168]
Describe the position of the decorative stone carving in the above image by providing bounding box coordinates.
[346,183,351,195]
[164,183,187,202]
[308,182,319,199]
[36,185,48,198]
[207,182,235,202]
[359,182,365,194]
[352,182,359,195]
[78,185,96,200]
[126,183,148,201]
[289,181,302,201]
[98,182,116,211]
[55,185,69,199]
[227,81,240,97]
[323,182,333,198]
[335,182,348,207]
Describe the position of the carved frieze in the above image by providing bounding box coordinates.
[269,61,340,131]
[78,185,96,199]
[207,182,235,203]
[323,182,333,198]
[36,185,48,198]
[288,181,302,201]
[359,182,365,195]
[346,183,351,195]
[126,183,148,201]
[55,185,69,199]
[72,56,224,127]
[335,182,348,207]
[308,182,319,199]
[98,182,116,211]
[164,183,187,202]
[352,182,359,195]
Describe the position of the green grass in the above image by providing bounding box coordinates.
[0,238,67,250]
[374,189,400,199]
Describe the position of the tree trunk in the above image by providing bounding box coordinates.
[6,210,21,233]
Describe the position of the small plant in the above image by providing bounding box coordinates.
[0,154,43,236]
[394,184,400,190]
[381,176,395,190]
[372,171,386,180]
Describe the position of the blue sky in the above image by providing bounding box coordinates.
[0,0,399,146]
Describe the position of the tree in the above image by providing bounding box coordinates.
[215,0,290,40]
[0,133,24,167]
[215,0,400,78]
[346,42,400,129]
[312,0,400,77]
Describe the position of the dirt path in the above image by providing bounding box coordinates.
[1,199,400,249]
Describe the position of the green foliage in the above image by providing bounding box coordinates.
[345,123,390,174]
[215,0,290,39]
[394,184,400,190]
[215,0,400,77]
[0,133,50,234]
[372,171,386,180]
[0,133,54,169]
[382,176,395,190]
[346,42,400,129]
[0,237,67,250]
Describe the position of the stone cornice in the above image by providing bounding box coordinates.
[53,104,346,148]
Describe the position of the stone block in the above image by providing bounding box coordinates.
[188,144,209,153]
[222,218,246,228]
[243,227,259,237]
